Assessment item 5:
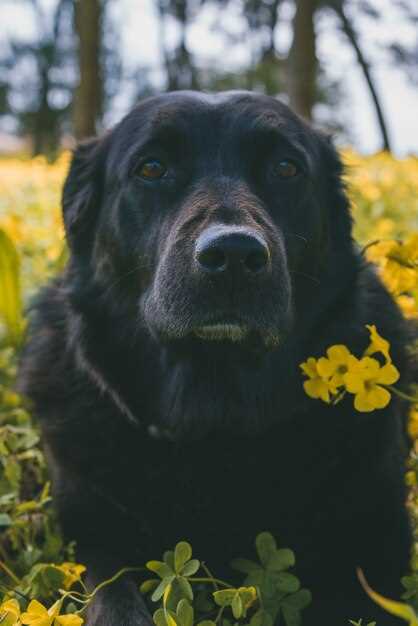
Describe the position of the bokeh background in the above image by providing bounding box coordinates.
[0,0,418,157]
[0,2,418,622]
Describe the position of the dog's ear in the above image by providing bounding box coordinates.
[62,138,103,254]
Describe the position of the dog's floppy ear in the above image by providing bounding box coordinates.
[62,138,103,254]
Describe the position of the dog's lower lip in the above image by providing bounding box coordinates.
[193,323,248,342]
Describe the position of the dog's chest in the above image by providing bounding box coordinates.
[97,422,342,569]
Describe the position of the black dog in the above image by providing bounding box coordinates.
[20,91,414,625]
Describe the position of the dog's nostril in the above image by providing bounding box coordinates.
[245,248,269,273]
[195,226,270,276]
[198,247,227,272]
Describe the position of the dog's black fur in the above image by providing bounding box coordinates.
[20,91,415,625]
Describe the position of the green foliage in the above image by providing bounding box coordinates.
[1,155,418,625]
[0,230,24,346]
[139,534,310,626]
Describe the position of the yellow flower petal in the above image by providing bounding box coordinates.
[354,391,376,412]
[300,357,318,378]
[304,379,331,403]
[354,386,391,412]
[21,599,53,626]
[326,345,351,362]
[365,325,392,362]
[316,357,335,378]
[376,363,400,385]
[343,372,365,394]
[55,614,84,626]
[0,598,21,626]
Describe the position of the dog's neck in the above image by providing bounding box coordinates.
[73,308,301,440]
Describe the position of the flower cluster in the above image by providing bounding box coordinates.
[300,325,401,412]
[0,598,83,626]
[366,233,418,320]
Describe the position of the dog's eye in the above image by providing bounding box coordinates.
[137,159,167,180]
[275,160,299,179]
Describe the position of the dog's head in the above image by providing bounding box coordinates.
[63,91,355,358]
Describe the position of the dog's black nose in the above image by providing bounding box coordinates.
[195,226,270,275]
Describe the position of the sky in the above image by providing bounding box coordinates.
[1,0,418,156]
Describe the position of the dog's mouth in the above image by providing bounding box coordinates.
[193,322,249,342]
[189,316,281,349]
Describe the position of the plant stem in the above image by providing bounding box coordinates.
[0,560,20,585]
[387,386,418,403]
[89,567,146,599]
[201,562,220,591]
[189,577,231,588]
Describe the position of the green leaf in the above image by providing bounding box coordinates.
[232,593,243,619]
[174,542,192,574]
[268,549,295,572]
[244,570,264,587]
[281,603,301,626]
[276,573,300,594]
[250,610,273,626]
[164,609,178,626]
[0,513,12,527]
[140,579,160,594]
[152,576,175,602]
[181,559,200,577]
[147,560,174,579]
[0,229,24,345]
[197,622,217,626]
[154,608,168,626]
[4,458,22,489]
[231,558,261,574]
[177,599,194,626]
[359,569,418,625]
[177,576,194,602]
[214,589,237,607]
[281,589,311,610]
[164,551,175,570]
[255,532,277,567]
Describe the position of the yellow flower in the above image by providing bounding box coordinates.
[397,294,418,319]
[54,615,83,626]
[409,406,418,440]
[57,563,86,590]
[21,599,56,626]
[300,357,337,403]
[20,600,83,626]
[368,235,418,296]
[365,324,392,362]
[405,470,417,487]
[316,345,354,387]
[343,356,400,412]
[0,598,21,626]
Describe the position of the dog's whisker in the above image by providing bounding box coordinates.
[289,269,320,284]
[287,232,308,244]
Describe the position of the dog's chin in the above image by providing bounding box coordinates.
[193,323,249,342]
[147,317,282,351]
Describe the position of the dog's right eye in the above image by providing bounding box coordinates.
[137,159,167,181]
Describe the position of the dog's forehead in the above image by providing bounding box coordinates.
[122,91,305,139]
[107,91,316,176]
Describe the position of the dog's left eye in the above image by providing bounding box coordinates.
[137,159,167,180]
[275,160,299,179]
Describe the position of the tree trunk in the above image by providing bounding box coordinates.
[331,0,392,152]
[73,0,103,139]
[287,0,318,120]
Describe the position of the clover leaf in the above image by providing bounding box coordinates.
[214,587,257,620]
[142,542,200,605]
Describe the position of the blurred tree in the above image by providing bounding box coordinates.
[0,0,75,157]
[157,0,199,90]
[327,0,391,150]
[287,0,318,120]
[73,0,104,138]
